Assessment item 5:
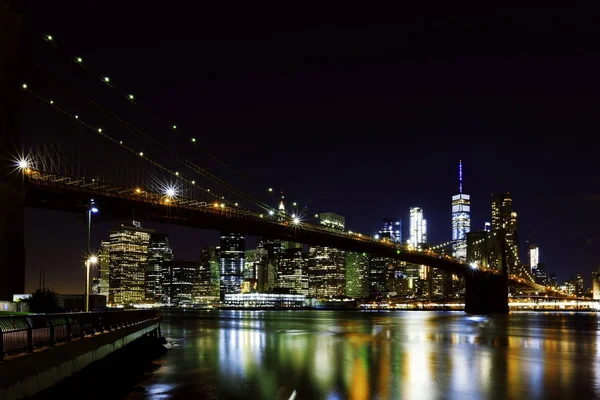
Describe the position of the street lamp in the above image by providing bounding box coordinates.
[85,256,98,312]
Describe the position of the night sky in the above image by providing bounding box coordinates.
[18,3,600,294]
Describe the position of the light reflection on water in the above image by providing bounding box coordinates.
[131,311,600,399]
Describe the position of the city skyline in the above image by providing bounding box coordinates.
[15,3,599,295]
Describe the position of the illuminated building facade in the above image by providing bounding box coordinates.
[409,207,427,248]
[529,244,539,274]
[345,252,369,298]
[257,238,282,291]
[223,293,307,308]
[309,213,346,297]
[368,255,389,297]
[451,161,471,260]
[576,273,584,297]
[162,260,199,306]
[93,240,110,299]
[146,233,173,303]
[245,249,269,293]
[198,246,220,298]
[491,193,519,272]
[108,221,152,305]
[379,219,402,243]
[278,247,308,295]
[219,233,245,298]
[592,266,600,300]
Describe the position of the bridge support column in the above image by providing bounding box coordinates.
[0,3,25,301]
[464,273,509,314]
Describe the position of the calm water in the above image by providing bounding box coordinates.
[129,310,600,399]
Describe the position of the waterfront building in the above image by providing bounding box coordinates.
[491,193,519,273]
[345,252,369,298]
[592,266,600,300]
[219,233,245,298]
[108,221,153,305]
[162,260,199,306]
[379,219,402,243]
[451,161,471,260]
[576,273,584,297]
[245,249,269,292]
[308,213,346,297]
[368,255,389,297]
[278,247,308,295]
[408,207,427,248]
[222,293,307,308]
[146,233,173,303]
[94,240,110,299]
[257,238,282,291]
[197,246,220,299]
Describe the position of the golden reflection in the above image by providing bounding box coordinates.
[350,352,369,400]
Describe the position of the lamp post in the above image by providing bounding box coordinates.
[85,256,97,312]
[85,199,99,312]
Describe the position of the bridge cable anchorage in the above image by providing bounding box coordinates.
[21,86,224,200]
[38,33,270,194]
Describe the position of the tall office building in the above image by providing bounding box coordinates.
[575,273,584,297]
[198,246,220,298]
[379,219,402,243]
[257,238,282,291]
[368,255,389,297]
[308,213,346,297]
[529,244,539,274]
[592,266,600,300]
[146,233,173,303]
[245,249,269,293]
[491,193,519,272]
[409,207,427,248]
[346,252,369,298]
[278,247,308,295]
[219,233,245,298]
[108,221,153,305]
[162,260,199,306]
[94,240,110,299]
[451,161,471,260]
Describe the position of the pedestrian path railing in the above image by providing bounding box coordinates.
[0,310,160,361]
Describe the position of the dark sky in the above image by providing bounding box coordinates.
[18,2,600,293]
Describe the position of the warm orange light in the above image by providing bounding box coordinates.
[213,202,219,208]
[164,198,170,204]
[135,187,141,194]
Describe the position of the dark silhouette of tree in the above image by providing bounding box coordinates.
[25,289,61,314]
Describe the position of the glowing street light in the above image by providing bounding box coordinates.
[293,217,300,225]
[76,57,83,63]
[17,159,29,170]
[374,234,380,240]
[165,187,176,198]
[103,76,110,83]
[470,262,478,269]
[85,255,98,312]
[268,210,275,216]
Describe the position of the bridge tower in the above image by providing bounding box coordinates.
[0,2,26,300]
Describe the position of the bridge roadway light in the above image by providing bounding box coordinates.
[91,206,99,213]
[165,187,176,198]
[293,217,300,225]
[268,210,275,216]
[470,262,478,269]
[17,159,29,170]
[374,234,380,240]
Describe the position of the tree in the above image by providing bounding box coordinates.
[25,289,61,314]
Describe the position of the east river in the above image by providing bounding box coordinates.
[125,310,600,399]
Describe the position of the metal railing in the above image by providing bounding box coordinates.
[0,310,160,361]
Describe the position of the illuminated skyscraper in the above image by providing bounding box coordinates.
[146,233,173,303]
[219,233,245,299]
[108,221,153,305]
[162,260,198,306]
[278,247,308,295]
[308,213,346,297]
[346,252,369,298]
[491,193,519,272]
[245,249,269,293]
[409,207,427,248]
[198,246,220,298]
[94,240,110,299]
[451,161,471,260]
[379,219,402,243]
[529,244,539,274]
[592,266,600,300]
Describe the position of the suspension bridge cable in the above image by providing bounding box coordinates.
[21,84,226,203]
[40,34,264,189]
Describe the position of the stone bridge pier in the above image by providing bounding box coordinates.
[464,273,509,314]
